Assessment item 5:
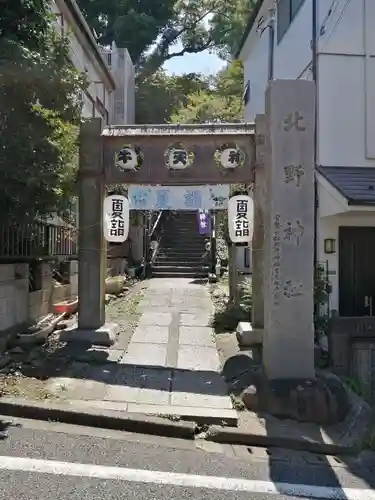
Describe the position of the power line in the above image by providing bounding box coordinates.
[320,0,352,53]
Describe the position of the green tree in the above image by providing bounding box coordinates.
[0,0,87,223]
[76,0,177,68]
[136,71,210,124]
[77,0,256,79]
[170,61,244,124]
[211,0,257,59]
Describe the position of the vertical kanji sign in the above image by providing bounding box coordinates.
[103,195,129,242]
[197,209,210,235]
[228,194,253,244]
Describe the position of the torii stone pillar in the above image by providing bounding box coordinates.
[262,80,315,380]
[60,119,119,346]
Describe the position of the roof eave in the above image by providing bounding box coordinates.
[347,199,375,206]
[61,0,116,90]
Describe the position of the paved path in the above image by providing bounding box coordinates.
[45,278,236,423]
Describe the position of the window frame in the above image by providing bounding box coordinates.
[277,0,305,44]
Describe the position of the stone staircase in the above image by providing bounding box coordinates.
[152,212,209,278]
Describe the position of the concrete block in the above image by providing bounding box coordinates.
[120,343,167,366]
[180,313,211,327]
[0,265,14,282]
[52,284,70,304]
[131,325,169,344]
[15,263,29,279]
[70,275,78,297]
[178,326,215,347]
[105,387,169,405]
[177,346,220,371]
[236,322,262,346]
[138,312,172,327]
[40,262,52,276]
[69,260,79,275]
[59,322,119,346]
[126,403,238,426]
[14,278,28,293]
[28,290,42,308]
[171,392,233,410]
[0,295,15,330]
[14,287,28,325]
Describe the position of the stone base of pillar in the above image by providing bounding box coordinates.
[236,322,263,347]
[241,371,351,425]
[59,322,120,347]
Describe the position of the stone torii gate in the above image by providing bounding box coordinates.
[73,79,316,383]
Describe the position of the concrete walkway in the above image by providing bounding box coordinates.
[45,278,237,424]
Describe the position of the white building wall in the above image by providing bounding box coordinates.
[50,0,113,123]
[242,0,375,168]
[102,44,136,125]
[240,0,375,315]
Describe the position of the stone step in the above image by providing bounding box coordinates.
[160,246,205,252]
[154,254,206,260]
[153,260,206,266]
[156,249,207,260]
[152,265,209,273]
[156,255,205,261]
[152,270,208,278]
[161,235,206,245]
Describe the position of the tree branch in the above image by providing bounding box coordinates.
[136,37,215,82]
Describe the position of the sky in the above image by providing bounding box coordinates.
[163,44,226,76]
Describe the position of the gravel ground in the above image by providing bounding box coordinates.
[0,279,145,400]
[105,280,145,335]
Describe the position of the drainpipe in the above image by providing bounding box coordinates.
[267,6,276,81]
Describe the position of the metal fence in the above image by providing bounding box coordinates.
[0,221,77,260]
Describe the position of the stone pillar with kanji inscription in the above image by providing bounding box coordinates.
[262,80,315,380]
[251,115,268,334]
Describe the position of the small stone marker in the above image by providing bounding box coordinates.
[236,322,262,346]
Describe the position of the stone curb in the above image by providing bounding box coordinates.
[205,426,360,455]
[0,399,196,440]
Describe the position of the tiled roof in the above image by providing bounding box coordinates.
[317,166,375,205]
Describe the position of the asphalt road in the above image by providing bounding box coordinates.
[0,416,373,500]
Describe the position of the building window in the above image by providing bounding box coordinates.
[277,0,305,43]
[243,81,250,105]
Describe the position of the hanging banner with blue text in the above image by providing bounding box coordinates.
[128,185,229,210]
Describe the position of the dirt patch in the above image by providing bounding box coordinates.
[0,280,144,400]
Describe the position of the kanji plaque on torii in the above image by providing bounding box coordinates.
[102,123,256,185]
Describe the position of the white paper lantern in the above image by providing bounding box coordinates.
[227,195,253,244]
[103,195,129,243]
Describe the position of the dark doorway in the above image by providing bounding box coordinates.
[339,226,375,316]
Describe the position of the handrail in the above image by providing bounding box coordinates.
[149,211,163,238]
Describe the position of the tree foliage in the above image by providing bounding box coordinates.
[0,0,87,223]
[77,0,255,78]
[136,71,210,124]
[170,61,244,124]
[211,0,257,59]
